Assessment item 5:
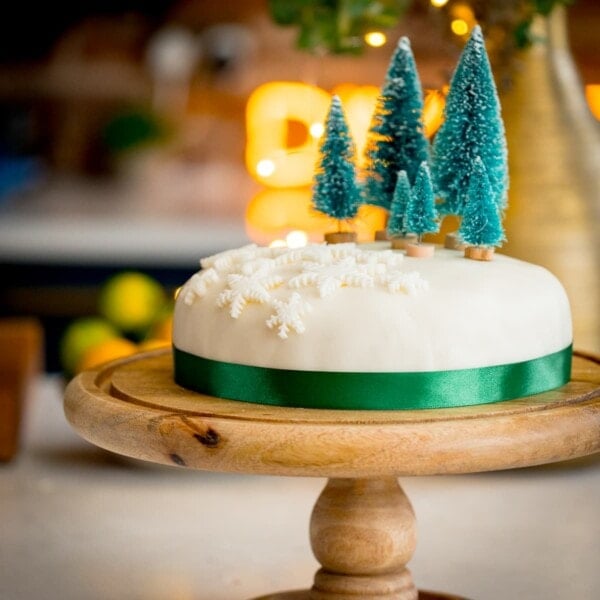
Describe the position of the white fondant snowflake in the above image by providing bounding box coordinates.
[271,244,334,267]
[201,244,257,272]
[266,293,312,339]
[382,270,429,295]
[328,243,359,260]
[183,268,219,305]
[288,257,375,298]
[357,249,404,268]
[240,258,277,275]
[217,270,283,318]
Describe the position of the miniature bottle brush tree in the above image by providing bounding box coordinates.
[459,157,506,261]
[403,162,439,257]
[312,95,361,244]
[431,25,508,222]
[363,37,430,215]
[386,170,416,249]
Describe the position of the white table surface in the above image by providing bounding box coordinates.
[1,376,599,600]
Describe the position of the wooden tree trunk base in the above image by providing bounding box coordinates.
[374,230,389,241]
[406,243,435,258]
[325,232,357,244]
[391,235,418,250]
[444,233,465,250]
[464,246,495,261]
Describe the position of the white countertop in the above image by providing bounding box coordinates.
[0,176,251,267]
[1,376,599,600]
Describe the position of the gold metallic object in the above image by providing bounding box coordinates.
[502,8,600,353]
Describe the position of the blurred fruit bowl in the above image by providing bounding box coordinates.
[60,271,173,377]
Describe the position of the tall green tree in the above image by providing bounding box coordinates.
[459,157,505,247]
[432,25,508,216]
[386,170,411,238]
[404,162,439,240]
[362,36,429,209]
[312,95,360,221]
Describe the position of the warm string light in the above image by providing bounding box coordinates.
[449,3,476,37]
[430,0,449,7]
[256,159,276,177]
[364,31,387,48]
[286,230,309,248]
[451,19,469,36]
[309,122,325,138]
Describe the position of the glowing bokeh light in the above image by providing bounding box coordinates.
[286,230,309,248]
[364,31,387,48]
[269,239,287,248]
[309,122,325,138]
[451,19,469,36]
[256,159,276,177]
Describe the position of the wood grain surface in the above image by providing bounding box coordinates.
[63,349,600,478]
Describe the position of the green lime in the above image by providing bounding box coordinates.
[60,317,119,375]
[99,272,166,333]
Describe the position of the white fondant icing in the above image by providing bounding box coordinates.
[174,244,572,371]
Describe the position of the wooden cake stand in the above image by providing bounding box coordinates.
[64,350,600,600]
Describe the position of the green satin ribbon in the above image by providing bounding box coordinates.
[173,344,572,410]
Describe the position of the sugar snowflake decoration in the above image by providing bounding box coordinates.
[184,243,430,339]
[357,249,404,268]
[217,270,283,318]
[288,257,375,298]
[266,293,312,339]
[201,244,275,273]
[382,270,429,294]
[182,268,219,305]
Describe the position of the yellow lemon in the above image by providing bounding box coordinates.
[77,337,138,372]
[99,272,166,333]
[60,318,119,375]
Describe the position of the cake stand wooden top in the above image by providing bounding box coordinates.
[64,350,600,478]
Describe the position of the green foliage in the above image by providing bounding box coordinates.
[268,0,411,54]
[404,162,438,238]
[431,25,508,216]
[458,157,505,248]
[363,37,429,209]
[312,96,360,220]
[386,170,411,237]
[102,108,167,154]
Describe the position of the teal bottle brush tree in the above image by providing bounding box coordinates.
[362,37,430,228]
[403,162,439,258]
[386,170,416,249]
[432,25,508,246]
[459,157,506,261]
[312,95,361,244]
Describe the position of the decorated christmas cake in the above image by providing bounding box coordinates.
[172,242,572,410]
[172,26,573,410]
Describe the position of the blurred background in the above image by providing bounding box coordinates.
[0,0,598,374]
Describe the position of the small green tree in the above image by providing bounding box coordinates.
[386,170,411,238]
[459,157,505,247]
[362,37,429,209]
[404,162,439,241]
[431,25,508,216]
[312,95,360,221]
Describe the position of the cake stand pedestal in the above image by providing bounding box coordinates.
[64,350,600,600]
